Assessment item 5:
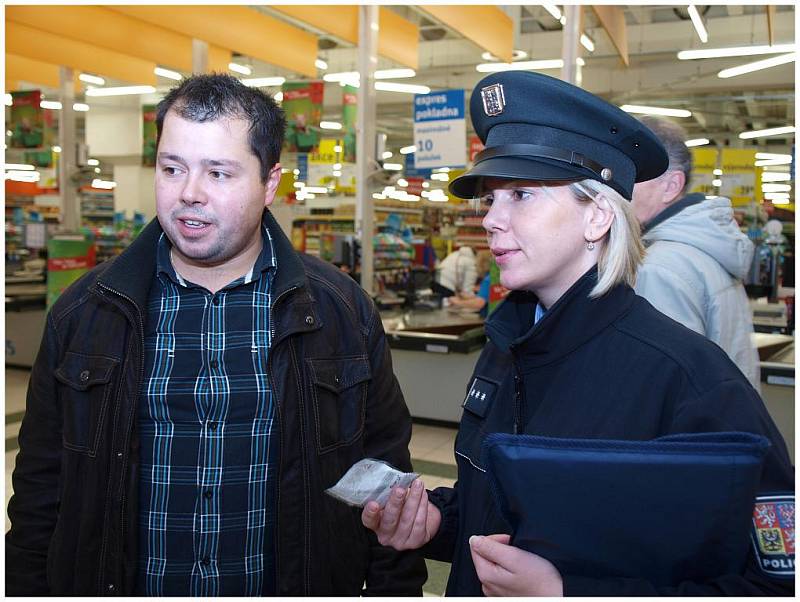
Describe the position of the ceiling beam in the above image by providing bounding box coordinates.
[110,6,318,78]
[419,6,513,62]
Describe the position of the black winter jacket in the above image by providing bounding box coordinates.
[6,212,427,596]
[426,268,794,596]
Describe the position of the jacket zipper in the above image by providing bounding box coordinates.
[266,284,298,594]
[512,356,524,435]
[96,282,145,596]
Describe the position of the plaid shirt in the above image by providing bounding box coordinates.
[136,224,278,596]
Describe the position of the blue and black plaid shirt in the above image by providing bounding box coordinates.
[136,224,278,596]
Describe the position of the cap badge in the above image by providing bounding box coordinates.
[481,84,506,116]
[601,167,613,181]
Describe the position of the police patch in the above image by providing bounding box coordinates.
[751,494,795,578]
[462,377,498,418]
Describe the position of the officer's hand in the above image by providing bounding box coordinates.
[361,478,441,550]
[469,534,563,597]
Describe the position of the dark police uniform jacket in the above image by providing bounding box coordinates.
[6,212,426,596]
[425,267,794,596]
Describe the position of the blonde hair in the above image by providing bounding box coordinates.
[568,179,644,298]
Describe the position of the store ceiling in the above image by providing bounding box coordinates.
[7,4,796,157]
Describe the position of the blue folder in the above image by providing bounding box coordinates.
[481,431,771,586]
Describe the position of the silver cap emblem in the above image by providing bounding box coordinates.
[600,167,613,181]
[481,84,506,116]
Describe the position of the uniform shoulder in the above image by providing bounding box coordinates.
[614,296,746,391]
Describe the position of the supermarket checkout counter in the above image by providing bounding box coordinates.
[6,273,47,368]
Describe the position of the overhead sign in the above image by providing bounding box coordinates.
[413,89,466,170]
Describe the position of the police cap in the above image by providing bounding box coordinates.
[449,71,669,200]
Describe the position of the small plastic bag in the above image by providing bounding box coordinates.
[325,458,419,508]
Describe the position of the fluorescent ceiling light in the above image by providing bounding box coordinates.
[375,82,431,94]
[6,170,40,182]
[712,179,722,187]
[739,126,795,139]
[52,146,61,153]
[293,182,305,188]
[5,163,36,171]
[678,43,796,60]
[713,168,723,175]
[541,3,562,21]
[762,183,792,193]
[382,151,394,159]
[621,105,692,118]
[320,121,342,130]
[79,73,105,86]
[761,172,791,182]
[755,158,793,167]
[400,145,417,155]
[92,178,117,189]
[241,77,285,87]
[303,186,329,194]
[397,178,408,187]
[332,170,342,177]
[755,152,793,161]
[228,62,252,75]
[5,93,13,106]
[771,199,791,205]
[431,173,450,181]
[333,145,342,153]
[40,100,62,110]
[383,163,403,171]
[87,159,100,166]
[154,67,182,81]
[482,50,528,62]
[718,53,795,78]
[73,103,90,112]
[274,92,283,103]
[86,85,156,97]
[292,169,300,175]
[580,34,595,53]
[685,138,710,147]
[476,58,584,73]
[333,163,342,170]
[325,68,417,82]
[687,5,708,44]
[315,58,328,70]
[764,192,791,200]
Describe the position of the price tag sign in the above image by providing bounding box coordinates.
[413,90,467,169]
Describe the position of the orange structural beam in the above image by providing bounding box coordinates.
[420,6,513,62]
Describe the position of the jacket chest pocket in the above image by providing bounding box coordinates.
[54,351,119,456]
[307,356,371,453]
[455,375,500,473]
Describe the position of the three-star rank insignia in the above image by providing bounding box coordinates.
[751,494,795,578]
[462,376,498,418]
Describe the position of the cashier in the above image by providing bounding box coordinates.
[361,70,794,596]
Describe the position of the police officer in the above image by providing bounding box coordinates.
[361,70,794,596]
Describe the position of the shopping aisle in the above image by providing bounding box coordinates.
[4,367,457,595]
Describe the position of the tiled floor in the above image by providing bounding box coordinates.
[4,367,457,595]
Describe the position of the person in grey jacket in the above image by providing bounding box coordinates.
[632,116,760,390]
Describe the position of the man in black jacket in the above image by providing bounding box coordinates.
[6,74,426,596]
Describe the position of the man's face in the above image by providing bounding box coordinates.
[155,110,281,269]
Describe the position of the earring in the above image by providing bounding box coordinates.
[586,240,595,251]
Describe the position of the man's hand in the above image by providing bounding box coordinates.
[469,534,564,597]
[361,478,441,550]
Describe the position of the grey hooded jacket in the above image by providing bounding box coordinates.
[635,194,760,390]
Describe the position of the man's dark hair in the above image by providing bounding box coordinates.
[156,73,286,183]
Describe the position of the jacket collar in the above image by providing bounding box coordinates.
[642,192,705,234]
[96,210,311,315]
[485,266,636,366]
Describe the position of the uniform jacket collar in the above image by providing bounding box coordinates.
[485,266,636,367]
[95,210,310,316]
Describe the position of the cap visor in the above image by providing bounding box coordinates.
[448,156,584,199]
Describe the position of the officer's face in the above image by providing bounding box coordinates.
[155,110,282,270]
[481,179,598,307]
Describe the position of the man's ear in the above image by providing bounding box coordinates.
[584,193,615,243]
[662,170,686,205]
[263,163,283,208]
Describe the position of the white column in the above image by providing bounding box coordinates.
[560,5,583,86]
[192,39,209,74]
[356,5,378,295]
[58,66,79,231]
